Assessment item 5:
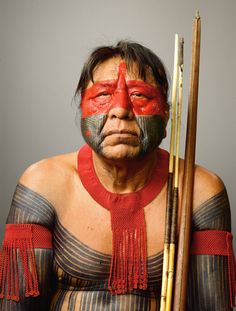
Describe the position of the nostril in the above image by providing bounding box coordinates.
[108,107,134,120]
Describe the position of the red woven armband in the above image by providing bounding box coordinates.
[190,230,236,308]
[0,224,52,302]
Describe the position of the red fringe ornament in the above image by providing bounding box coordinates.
[78,144,169,294]
[191,230,236,308]
[0,224,52,301]
[108,194,147,294]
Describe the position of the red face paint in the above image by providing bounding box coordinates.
[118,61,127,75]
[85,130,91,137]
[81,62,168,119]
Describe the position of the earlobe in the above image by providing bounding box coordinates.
[162,112,169,139]
[163,128,167,139]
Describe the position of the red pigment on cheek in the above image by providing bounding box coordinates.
[126,80,168,117]
[81,63,168,118]
[85,130,91,137]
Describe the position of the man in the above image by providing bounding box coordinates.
[0,41,235,310]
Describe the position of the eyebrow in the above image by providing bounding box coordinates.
[90,79,157,89]
[92,80,117,88]
[126,80,157,89]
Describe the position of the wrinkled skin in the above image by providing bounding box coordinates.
[80,58,168,160]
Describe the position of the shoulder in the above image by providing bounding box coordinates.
[6,152,79,226]
[19,151,79,207]
[192,164,225,210]
[178,158,225,209]
[190,165,231,230]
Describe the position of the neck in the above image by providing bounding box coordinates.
[92,150,158,194]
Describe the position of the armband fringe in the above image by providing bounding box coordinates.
[191,230,236,308]
[0,224,52,301]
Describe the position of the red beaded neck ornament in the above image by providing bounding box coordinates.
[78,144,169,294]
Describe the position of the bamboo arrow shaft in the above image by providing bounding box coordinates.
[165,37,184,311]
[160,34,179,311]
[173,12,201,311]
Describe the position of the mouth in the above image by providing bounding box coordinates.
[101,129,139,147]
[102,129,138,138]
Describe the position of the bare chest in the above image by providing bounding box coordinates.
[55,179,167,257]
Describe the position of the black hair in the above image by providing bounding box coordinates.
[75,40,169,101]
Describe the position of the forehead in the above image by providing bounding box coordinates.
[89,57,156,87]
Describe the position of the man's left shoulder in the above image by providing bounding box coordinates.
[193,164,225,210]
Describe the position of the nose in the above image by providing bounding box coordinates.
[108,72,133,119]
[108,106,134,119]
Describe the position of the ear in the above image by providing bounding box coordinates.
[163,128,167,139]
[162,110,169,139]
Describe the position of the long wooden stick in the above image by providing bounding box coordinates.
[165,37,184,311]
[173,12,201,311]
[160,34,179,311]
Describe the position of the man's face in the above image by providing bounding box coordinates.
[80,57,168,160]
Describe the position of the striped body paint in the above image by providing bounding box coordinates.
[51,218,162,311]
[80,62,168,156]
[0,184,233,310]
[1,183,55,310]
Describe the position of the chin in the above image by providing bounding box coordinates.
[100,145,141,160]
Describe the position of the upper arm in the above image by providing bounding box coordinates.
[0,162,56,310]
[187,167,234,310]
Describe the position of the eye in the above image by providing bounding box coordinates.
[96,92,111,98]
[131,92,147,99]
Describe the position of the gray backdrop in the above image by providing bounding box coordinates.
[0,0,235,262]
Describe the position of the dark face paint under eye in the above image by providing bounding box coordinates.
[80,62,168,156]
[81,114,166,156]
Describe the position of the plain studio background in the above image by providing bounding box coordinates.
[0,0,235,291]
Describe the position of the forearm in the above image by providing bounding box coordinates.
[0,248,54,311]
[188,255,232,311]
[0,183,56,310]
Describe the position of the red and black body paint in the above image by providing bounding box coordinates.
[80,62,169,156]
